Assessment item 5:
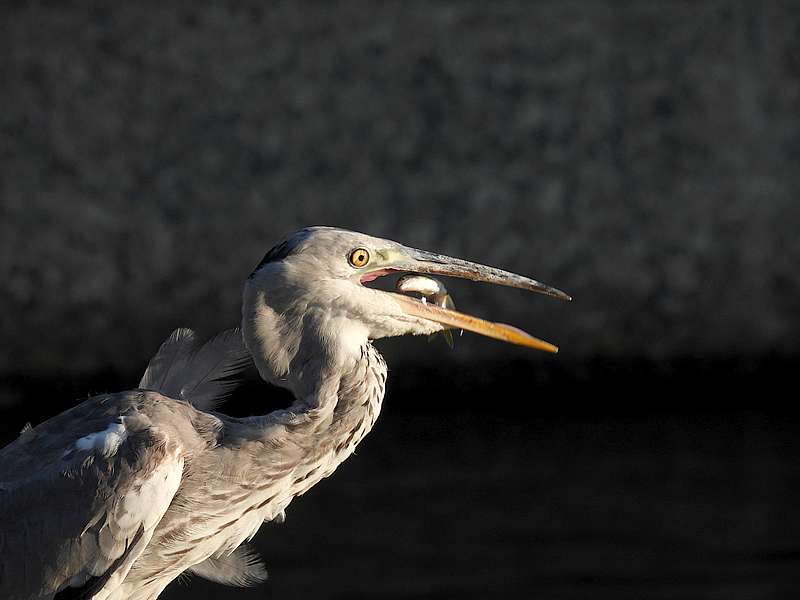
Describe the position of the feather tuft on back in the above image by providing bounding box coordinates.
[138,328,252,410]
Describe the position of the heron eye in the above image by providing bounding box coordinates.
[348,248,370,268]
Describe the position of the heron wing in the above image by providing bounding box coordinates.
[0,393,184,599]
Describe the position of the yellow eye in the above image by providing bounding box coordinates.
[348,247,370,268]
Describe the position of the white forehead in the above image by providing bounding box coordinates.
[281,227,405,266]
[293,227,395,253]
[251,227,405,278]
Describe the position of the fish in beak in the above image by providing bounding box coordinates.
[396,274,460,348]
[364,246,571,353]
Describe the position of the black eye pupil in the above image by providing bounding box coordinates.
[351,249,369,266]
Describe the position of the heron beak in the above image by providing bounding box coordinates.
[382,247,570,353]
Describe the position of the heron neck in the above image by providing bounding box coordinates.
[240,282,387,474]
[256,339,387,444]
[223,339,387,520]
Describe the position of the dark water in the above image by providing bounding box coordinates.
[157,410,799,600]
[2,363,799,599]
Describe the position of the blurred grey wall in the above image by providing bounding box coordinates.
[2,1,799,377]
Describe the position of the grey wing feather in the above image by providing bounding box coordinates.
[0,393,184,599]
[139,328,252,410]
[187,544,268,588]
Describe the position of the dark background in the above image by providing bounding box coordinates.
[2,2,800,598]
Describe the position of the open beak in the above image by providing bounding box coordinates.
[378,246,570,353]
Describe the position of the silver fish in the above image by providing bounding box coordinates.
[396,275,461,348]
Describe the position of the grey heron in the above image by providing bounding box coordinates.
[0,226,569,599]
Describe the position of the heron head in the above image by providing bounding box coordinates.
[243,227,569,385]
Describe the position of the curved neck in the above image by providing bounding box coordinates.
[242,275,370,405]
[240,272,386,446]
[226,336,387,508]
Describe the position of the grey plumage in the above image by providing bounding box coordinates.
[0,227,567,599]
[185,544,268,588]
[138,327,270,588]
[138,327,252,411]
[1,390,188,599]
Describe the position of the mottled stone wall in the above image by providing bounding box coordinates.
[2,1,799,376]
